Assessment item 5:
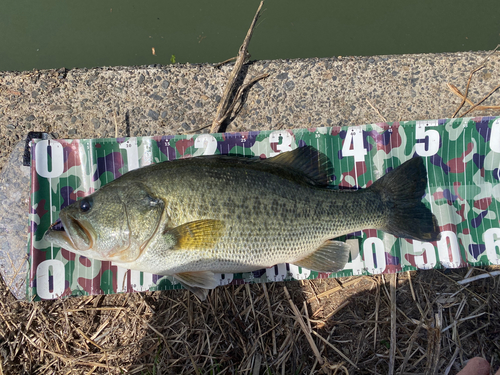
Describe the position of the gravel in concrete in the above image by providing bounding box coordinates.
[1,52,499,170]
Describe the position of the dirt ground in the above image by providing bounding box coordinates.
[0,265,499,374]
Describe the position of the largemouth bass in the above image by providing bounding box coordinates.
[45,146,440,300]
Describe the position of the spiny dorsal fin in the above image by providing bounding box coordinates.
[165,219,225,250]
[293,240,350,272]
[263,146,334,186]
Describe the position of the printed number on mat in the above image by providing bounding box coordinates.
[342,127,367,162]
[415,120,440,157]
[35,140,64,178]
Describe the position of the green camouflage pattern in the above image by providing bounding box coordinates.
[28,116,500,300]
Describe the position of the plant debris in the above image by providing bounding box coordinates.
[0,266,499,374]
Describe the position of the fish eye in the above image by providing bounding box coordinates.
[80,198,93,213]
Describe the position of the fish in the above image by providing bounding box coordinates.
[44,146,440,300]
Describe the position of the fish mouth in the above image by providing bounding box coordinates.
[45,213,94,252]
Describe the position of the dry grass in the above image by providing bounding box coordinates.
[1,266,499,374]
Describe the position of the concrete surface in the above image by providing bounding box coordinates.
[1,51,500,169]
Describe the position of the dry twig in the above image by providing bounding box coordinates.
[366,98,387,122]
[389,273,397,375]
[210,1,266,133]
[451,43,500,117]
[460,83,500,117]
[283,286,323,365]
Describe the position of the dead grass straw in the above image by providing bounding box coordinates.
[0,267,499,374]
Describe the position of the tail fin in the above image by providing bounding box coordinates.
[370,157,441,242]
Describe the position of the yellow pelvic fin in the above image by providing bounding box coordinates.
[293,240,351,273]
[165,219,225,250]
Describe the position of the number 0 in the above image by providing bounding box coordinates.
[35,140,64,178]
[36,260,65,299]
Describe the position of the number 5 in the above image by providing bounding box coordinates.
[415,120,440,157]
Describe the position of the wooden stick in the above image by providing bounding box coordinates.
[460,82,500,117]
[213,73,269,128]
[214,56,238,69]
[388,273,397,375]
[452,43,500,117]
[457,270,500,285]
[452,65,484,118]
[447,83,500,111]
[283,286,323,365]
[366,98,387,122]
[443,346,460,375]
[399,320,423,375]
[311,330,359,369]
[373,281,380,350]
[323,300,350,321]
[210,1,264,133]
[262,283,277,355]
[441,312,487,333]
[306,277,365,302]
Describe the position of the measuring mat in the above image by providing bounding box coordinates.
[28,116,500,300]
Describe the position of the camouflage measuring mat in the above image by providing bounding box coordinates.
[28,116,500,301]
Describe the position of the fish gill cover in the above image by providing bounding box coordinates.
[28,117,500,301]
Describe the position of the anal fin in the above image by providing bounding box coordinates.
[293,240,350,273]
[174,271,219,301]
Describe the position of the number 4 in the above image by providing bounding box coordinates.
[342,127,367,162]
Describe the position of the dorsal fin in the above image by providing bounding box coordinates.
[262,146,334,186]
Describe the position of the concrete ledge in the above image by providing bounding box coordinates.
[1,51,499,168]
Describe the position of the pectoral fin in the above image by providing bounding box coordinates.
[293,240,350,272]
[174,271,219,301]
[165,219,225,250]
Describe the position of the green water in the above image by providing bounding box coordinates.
[0,0,498,72]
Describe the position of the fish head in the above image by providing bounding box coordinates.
[44,182,165,263]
